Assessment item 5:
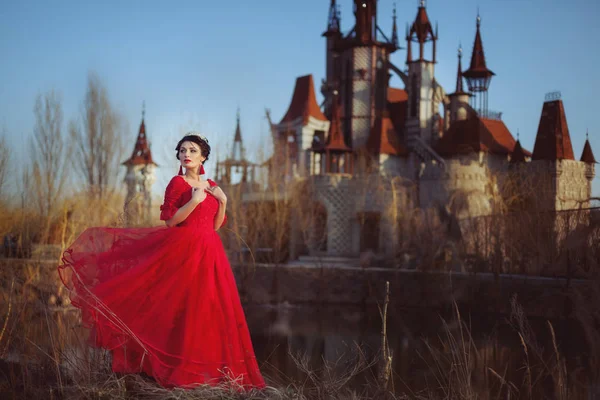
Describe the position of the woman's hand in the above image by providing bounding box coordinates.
[206,186,227,204]
[191,186,207,204]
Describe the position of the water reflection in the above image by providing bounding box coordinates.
[245,303,595,398]
[1,302,597,398]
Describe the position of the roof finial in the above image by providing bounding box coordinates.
[420,0,426,7]
[458,42,463,57]
[477,8,481,28]
[586,128,589,140]
[517,129,520,141]
[142,100,145,120]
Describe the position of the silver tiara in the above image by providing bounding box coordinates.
[186,131,209,143]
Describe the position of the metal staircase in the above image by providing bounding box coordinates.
[406,134,446,168]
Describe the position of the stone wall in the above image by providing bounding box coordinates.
[3,259,592,320]
[232,263,593,319]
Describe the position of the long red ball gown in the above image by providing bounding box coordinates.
[58,176,266,389]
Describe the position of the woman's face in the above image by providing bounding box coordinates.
[178,141,206,171]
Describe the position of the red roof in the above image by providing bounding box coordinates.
[580,139,597,164]
[366,114,409,156]
[436,116,530,157]
[123,119,156,166]
[322,95,351,152]
[531,100,575,161]
[463,18,495,80]
[388,87,408,103]
[279,75,328,125]
[363,88,409,156]
[410,6,435,43]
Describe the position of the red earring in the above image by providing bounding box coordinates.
[199,165,205,175]
[178,166,183,175]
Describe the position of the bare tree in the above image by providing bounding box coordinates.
[0,130,9,196]
[69,72,125,201]
[31,90,70,219]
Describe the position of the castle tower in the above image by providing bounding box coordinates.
[580,131,597,198]
[463,13,495,118]
[330,0,398,150]
[321,0,342,115]
[122,103,157,226]
[447,44,471,128]
[216,108,255,186]
[276,75,330,179]
[405,0,438,144]
[312,91,353,175]
[530,93,586,211]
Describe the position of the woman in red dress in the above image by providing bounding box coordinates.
[59,134,266,389]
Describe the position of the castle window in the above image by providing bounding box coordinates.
[359,211,380,252]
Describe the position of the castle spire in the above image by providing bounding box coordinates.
[463,12,495,116]
[581,129,597,163]
[122,103,156,166]
[391,3,399,48]
[511,131,526,164]
[314,91,353,174]
[455,44,465,93]
[324,92,351,152]
[407,0,436,62]
[326,0,341,33]
[231,107,245,161]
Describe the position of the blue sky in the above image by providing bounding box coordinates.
[1,0,599,195]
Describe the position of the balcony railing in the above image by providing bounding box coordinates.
[476,109,503,121]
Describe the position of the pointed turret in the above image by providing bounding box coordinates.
[390,3,399,48]
[324,0,341,35]
[122,102,157,226]
[123,103,157,167]
[463,13,495,117]
[280,75,328,125]
[324,93,351,152]
[463,13,495,87]
[447,44,472,126]
[407,0,437,62]
[455,44,465,93]
[531,95,575,161]
[404,1,439,143]
[581,131,597,163]
[510,139,527,163]
[231,107,245,161]
[314,92,353,174]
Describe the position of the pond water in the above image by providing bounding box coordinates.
[244,303,595,398]
[2,301,598,398]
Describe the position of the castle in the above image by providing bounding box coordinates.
[124,1,597,265]
[223,0,597,263]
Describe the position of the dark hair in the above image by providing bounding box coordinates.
[175,134,211,163]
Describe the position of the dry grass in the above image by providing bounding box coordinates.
[2,250,599,399]
[0,150,599,398]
